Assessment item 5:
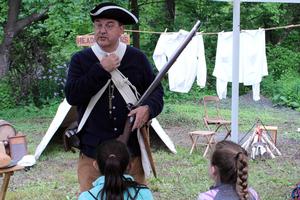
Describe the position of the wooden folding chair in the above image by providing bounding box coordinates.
[203,96,231,140]
[188,130,216,157]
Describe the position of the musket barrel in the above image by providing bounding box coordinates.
[136,20,201,106]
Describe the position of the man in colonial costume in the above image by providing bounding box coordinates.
[65,2,163,192]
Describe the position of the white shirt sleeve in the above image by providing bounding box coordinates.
[195,34,207,88]
[153,33,169,71]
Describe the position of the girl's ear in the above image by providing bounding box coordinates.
[209,165,218,180]
[126,161,132,172]
[210,165,216,175]
[93,160,99,171]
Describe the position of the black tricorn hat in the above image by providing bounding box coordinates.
[90,2,138,25]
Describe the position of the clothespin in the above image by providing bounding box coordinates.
[161,28,168,35]
[196,31,203,35]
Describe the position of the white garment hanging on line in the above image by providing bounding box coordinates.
[153,30,207,93]
[213,29,268,101]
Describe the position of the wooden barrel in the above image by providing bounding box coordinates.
[0,120,17,142]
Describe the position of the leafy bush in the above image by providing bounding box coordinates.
[266,45,300,80]
[8,26,67,107]
[163,79,216,104]
[0,79,15,109]
[272,71,300,110]
[261,45,300,110]
[37,63,68,104]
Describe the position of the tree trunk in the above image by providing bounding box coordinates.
[165,0,175,30]
[130,0,140,49]
[0,0,48,78]
[0,46,10,77]
[0,36,14,77]
[0,0,20,77]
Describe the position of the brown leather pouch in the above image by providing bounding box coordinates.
[63,121,80,153]
[8,134,27,162]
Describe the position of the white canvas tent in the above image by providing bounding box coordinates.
[214,0,300,143]
[34,98,176,160]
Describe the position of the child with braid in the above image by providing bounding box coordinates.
[79,140,153,200]
[197,140,260,200]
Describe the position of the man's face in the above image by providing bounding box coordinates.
[94,18,124,51]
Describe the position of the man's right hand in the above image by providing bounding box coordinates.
[100,53,120,72]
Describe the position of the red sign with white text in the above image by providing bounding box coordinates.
[76,33,130,46]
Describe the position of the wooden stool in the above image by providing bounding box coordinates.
[258,125,278,146]
[0,165,24,200]
[188,130,215,157]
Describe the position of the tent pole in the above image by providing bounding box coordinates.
[231,0,240,143]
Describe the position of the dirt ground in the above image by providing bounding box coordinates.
[4,93,300,199]
[157,93,300,164]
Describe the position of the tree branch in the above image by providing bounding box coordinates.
[138,0,165,8]
[5,0,21,35]
[14,8,48,35]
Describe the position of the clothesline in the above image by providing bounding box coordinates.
[124,23,300,35]
[152,28,268,102]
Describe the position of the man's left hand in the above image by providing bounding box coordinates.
[128,105,150,131]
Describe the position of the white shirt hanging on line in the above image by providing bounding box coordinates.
[213,29,268,101]
[153,30,207,93]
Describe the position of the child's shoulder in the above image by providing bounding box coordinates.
[131,185,153,200]
[197,188,218,200]
[248,187,260,200]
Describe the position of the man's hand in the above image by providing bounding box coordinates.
[128,105,150,131]
[100,54,120,72]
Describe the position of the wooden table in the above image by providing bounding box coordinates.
[0,165,24,200]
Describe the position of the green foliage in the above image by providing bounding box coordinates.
[262,45,300,109]
[272,71,300,110]
[163,80,216,104]
[266,45,300,80]
[0,1,7,40]
[1,0,299,109]
[44,0,93,66]
[0,79,15,109]
[8,26,63,106]
[0,98,59,121]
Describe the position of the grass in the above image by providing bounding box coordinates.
[1,99,300,200]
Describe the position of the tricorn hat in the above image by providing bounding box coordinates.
[90,2,138,25]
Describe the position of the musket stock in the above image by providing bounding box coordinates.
[118,20,201,145]
[117,115,135,143]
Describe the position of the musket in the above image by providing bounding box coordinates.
[117,20,201,176]
[118,20,201,143]
[137,20,201,107]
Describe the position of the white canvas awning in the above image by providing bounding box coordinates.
[34,99,176,160]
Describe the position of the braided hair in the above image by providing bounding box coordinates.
[211,140,250,200]
[96,140,146,200]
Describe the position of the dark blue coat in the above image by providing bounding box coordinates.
[65,46,164,158]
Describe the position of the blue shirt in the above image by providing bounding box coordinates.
[78,175,153,200]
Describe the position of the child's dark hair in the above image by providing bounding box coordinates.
[96,139,146,200]
[211,140,249,200]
